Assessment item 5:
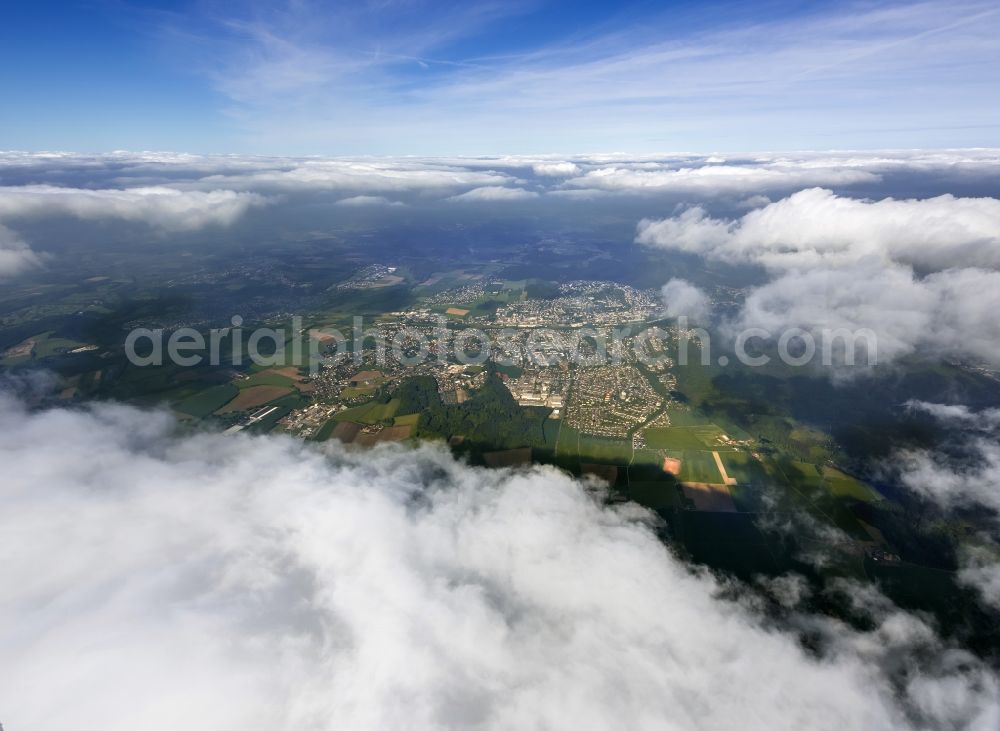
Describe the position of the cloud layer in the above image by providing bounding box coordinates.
[2,395,998,730]
[0,185,268,230]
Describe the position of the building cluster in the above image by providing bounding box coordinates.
[564,365,662,438]
[337,264,401,289]
[488,283,659,328]
[277,279,690,441]
[278,402,341,438]
[421,277,502,306]
[503,367,569,417]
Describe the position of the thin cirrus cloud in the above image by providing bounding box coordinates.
[146,1,1000,154]
[1,391,997,731]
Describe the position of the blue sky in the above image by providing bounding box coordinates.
[2,0,999,154]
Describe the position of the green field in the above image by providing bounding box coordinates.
[823,467,882,502]
[1,330,90,365]
[174,384,239,418]
[716,452,769,484]
[311,418,339,442]
[237,372,297,389]
[627,481,680,509]
[677,450,725,484]
[556,424,633,464]
[334,398,401,424]
[644,424,727,450]
[660,408,714,427]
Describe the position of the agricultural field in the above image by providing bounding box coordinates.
[217,385,293,413]
[334,398,401,424]
[626,481,680,510]
[676,450,725,484]
[354,425,414,446]
[715,451,771,485]
[644,424,729,450]
[1,331,91,365]
[174,384,239,418]
[681,482,736,512]
[823,467,882,502]
[556,424,634,464]
[483,447,533,468]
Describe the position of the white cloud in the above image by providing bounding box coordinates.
[958,545,1000,611]
[564,165,878,196]
[1,150,998,204]
[0,223,43,277]
[898,439,1000,514]
[1,395,997,730]
[638,189,1000,367]
[0,185,267,231]
[894,404,1000,612]
[905,400,1000,429]
[448,186,538,202]
[531,161,580,177]
[636,188,1000,270]
[333,195,404,207]
[660,278,711,324]
[897,402,1000,516]
[731,263,1000,365]
[195,160,514,195]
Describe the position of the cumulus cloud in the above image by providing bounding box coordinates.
[448,186,538,202]
[732,263,1000,365]
[1,150,998,205]
[196,160,514,195]
[9,150,997,200]
[898,440,1000,514]
[895,403,1000,611]
[660,278,712,324]
[895,402,1000,616]
[333,195,404,207]
[905,400,1000,430]
[636,188,1000,271]
[0,223,43,276]
[638,189,1000,367]
[0,185,267,231]
[563,165,878,196]
[897,402,1000,516]
[531,161,580,177]
[2,396,998,730]
[958,545,1000,612]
